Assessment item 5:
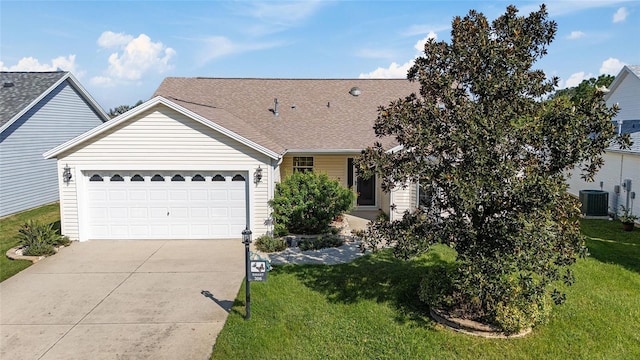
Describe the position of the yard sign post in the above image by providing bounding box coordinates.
[242,228,252,320]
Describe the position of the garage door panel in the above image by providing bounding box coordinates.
[210,190,228,201]
[191,224,210,236]
[190,207,209,218]
[171,224,189,236]
[130,208,148,218]
[170,190,189,201]
[149,191,168,201]
[86,171,247,240]
[150,208,169,219]
[171,207,189,219]
[229,189,245,201]
[211,207,228,217]
[190,189,208,200]
[129,190,147,201]
[130,225,149,237]
[150,225,170,237]
[110,225,129,237]
[88,190,108,201]
[89,207,108,219]
[108,190,128,201]
[108,208,129,219]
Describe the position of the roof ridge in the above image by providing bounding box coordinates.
[0,71,68,74]
[167,77,409,81]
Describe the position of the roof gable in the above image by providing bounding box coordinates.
[604,65,640,101]
[0,71,108,133]
[153,78,419,153]
[44,96,281,160]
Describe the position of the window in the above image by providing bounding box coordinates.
[418,184,429,208]
[151,174,165,181]
[293,156,313,173]
[131,174,144,181]
[110,174,124,182]
[232,174,246,181]
[192,174,205,181]
[171,174,185,181]
[89,174,103,181]
[212,174,226,181]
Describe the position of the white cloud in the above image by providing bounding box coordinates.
[198,36,281,64]
[91,31,175,86]
[359,32,437,79]
[359,60,414,79]
[519,1,628,17]
[564,71,593,88]
[613,7,628,23]
[402,24,449,37]
[97,31,134,48]
[414,32,438,52]
[0,55,79,74]
[599,57,626,75]
[235,0,325,36]
[567,31,585,40]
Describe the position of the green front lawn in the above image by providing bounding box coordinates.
[212,219,640,359]
[0,203,60,282]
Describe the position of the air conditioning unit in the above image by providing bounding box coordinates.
[579,190,609,216]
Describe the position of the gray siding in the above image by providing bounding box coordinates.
[0,81,104,217]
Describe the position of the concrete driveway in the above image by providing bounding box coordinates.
[0,240,245,360]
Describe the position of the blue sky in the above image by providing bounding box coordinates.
[1,1,638,110]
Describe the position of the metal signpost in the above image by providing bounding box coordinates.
[241,228,252,320]
[242,228,268,320]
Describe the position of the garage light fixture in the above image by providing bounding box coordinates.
[254,166,263,184]
[63,164,72,184]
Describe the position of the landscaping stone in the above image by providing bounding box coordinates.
[430,308,532,338]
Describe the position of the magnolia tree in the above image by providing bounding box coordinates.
[357,5,629,333]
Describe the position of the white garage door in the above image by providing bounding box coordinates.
[85,171,247,239]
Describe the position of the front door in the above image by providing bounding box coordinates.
[348,158,376,206]
[357,175,376,206]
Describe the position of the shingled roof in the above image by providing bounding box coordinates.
[0,71,67,128]
[153,78,418,154]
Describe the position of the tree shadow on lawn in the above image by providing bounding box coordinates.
[587,239,640,274]
[274,249,446,327]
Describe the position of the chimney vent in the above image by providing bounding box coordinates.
[274,98,279,117]
[3,82,14,88]
[349,87,361,96]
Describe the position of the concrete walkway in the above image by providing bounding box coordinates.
[0,240,244,360]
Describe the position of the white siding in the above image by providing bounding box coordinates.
[57,105,272,240]
[607,71,640,122]
[567,151,640,221]
[389,183,416,221]
[0,81,104,216]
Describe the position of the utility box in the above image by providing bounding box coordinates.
[579,190,609,216]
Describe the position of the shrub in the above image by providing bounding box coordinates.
[255,235,287,253]
[17,220,68,256]
[269,171,354,236]
[298,235,344,251]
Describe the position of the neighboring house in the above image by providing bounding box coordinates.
[566,65,640,220]
[44,78,421,241]
[607,65,640,134]
[0,71,108,217]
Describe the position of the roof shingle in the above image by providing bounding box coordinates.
[0,71,67,127]
[153,78,418,154]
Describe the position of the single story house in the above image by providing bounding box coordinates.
[44,78,421,241]
[566,65,640,220]
[0,71,108,217]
